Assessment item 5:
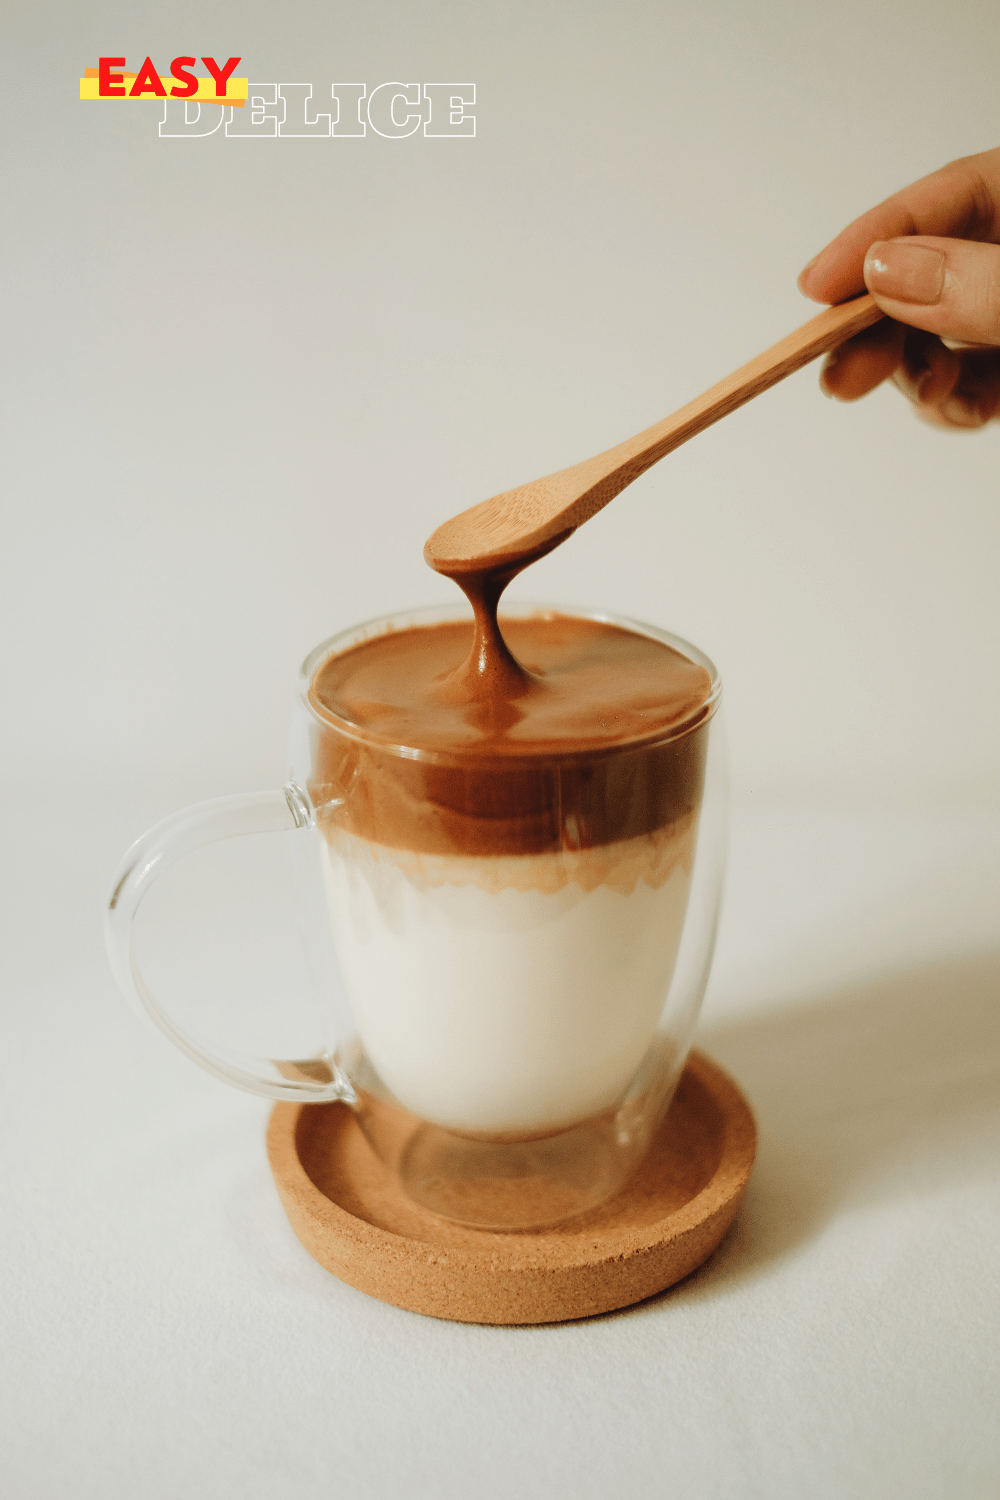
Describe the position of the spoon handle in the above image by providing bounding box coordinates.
[616,294,885,482]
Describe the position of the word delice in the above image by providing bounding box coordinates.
[160,82,476,138]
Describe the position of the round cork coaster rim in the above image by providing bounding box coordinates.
[267,1048,756,1322]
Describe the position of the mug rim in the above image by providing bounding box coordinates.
[297,601,721,763]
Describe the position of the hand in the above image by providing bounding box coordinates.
[798,147,1000,428]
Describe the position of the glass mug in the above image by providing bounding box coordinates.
[106,603,726,1229]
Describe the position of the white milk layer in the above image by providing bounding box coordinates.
[319,822,696,1134]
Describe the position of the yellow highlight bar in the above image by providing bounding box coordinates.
[80,74,248,105]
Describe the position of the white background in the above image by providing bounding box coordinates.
[2,3,998,1496]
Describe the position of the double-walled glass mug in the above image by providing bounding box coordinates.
[106,603,726,1229]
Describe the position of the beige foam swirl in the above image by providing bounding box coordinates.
[319,812,697,898]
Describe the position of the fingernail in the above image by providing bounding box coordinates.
[941,396,982,428]
[819,350,838,397]
[865,240,945,304]
[797,253,820,293]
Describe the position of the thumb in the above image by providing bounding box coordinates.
[864,236,1000,345]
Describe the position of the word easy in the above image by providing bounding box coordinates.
[95,56,242,98]
[159,82,476,137]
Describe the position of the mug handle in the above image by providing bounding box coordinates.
[105,781,355,1104]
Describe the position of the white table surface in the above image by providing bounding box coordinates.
[3,784,998,1499]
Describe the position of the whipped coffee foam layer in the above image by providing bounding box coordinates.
[311,613,710,754]
[309,613,713,858]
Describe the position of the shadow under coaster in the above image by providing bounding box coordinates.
[267,1049,756,1325]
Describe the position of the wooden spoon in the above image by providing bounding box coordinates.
[425,295,884,576]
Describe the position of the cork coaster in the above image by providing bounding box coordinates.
[267,1049,756,1325]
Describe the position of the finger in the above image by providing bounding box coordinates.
[912,404,974,430]
[936,348,1000,426]
[894,334,1000,428]
[891,328,962,406]
[798,146,1000,305]
[819,318,907,400]
[913,395,993,430]
[864,236,1000,345]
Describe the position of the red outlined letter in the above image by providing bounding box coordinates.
[201,56,241,98]
[98,57,126,97]
[129,57,167,97]
[170,57,198,98]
